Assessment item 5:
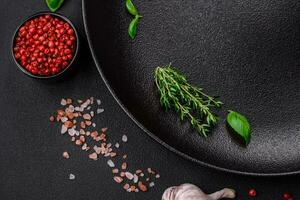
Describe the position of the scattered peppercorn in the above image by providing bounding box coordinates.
[248,189,257,197]
[283,192,291,199]
[13,14,76,76]
[284,192,294,200]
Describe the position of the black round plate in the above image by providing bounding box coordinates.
[83,0,300,175]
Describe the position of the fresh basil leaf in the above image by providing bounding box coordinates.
[128,15,141,39]
[126,0,138,16]
[227,110,251,145]
[46,0,65,12]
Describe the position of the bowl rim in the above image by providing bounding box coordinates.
[11,11,79,79]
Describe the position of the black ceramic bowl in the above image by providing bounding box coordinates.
[11,12,79,79]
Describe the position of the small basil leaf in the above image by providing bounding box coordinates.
[126,0,138,16]
[128,15,140,39]
[227,110,251,145]
[46,0,65,12]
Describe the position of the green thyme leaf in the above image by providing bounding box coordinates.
[128,15,141,39]
[227,110,251,145]
[126,0,139,16]
[154,65,222,137]
[46,0,64,12]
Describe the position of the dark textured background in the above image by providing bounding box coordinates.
[0,0,299,199]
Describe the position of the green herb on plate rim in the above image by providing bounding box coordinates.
[227,110,251,145]
[128,15,141,39]
[126,0,139,16]
[154,65,222,137]
[125,0,141,39]
[46,0,65,12]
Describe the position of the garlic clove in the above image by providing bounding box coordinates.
[162,183,236,200]
[208,188,236,199]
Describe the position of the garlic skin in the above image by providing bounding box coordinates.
[162,183,236,200]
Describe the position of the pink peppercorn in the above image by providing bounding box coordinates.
[248,189,257,197]
[13,14,76,76]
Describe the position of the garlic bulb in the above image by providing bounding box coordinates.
[162,183,236,200]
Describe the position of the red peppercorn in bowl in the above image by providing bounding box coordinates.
[12,12,78,78]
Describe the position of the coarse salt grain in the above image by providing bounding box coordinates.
[110,152,117,157]
[90,111,94,117]
[85,121,92,126]
[69,174,75,180]
[123,184,130,190]
[68,128,76,136]
[97,108,104,114]
[61,117,68,123]
[138,182,148,192]
[107,159,115,168]
[68,105,75,112]
[149,182,155,187]
[97,99,101,105]
[155,174,160,179]
[61,125,68,134]
[79,135,85,143]
[121,162,127,170]
[75,130,79,136]
[94,146,101,154]
[79,129,85,135]
[75,139,82,146]
[66,99,72,104]
[89,152,98,160]
[102,127,108,132]
[75,107,80,111]
[122,135,128,142]
[125,172,134,180]
[120,172,125,177]
[114,176,123,183]
[133,174,139,183]
[61,99,67,106]
[130,186,136,191]
[115,143,120,148]
[64,121,74,128]
[62,151,70,159]
[83,114,91,120]
[91,131,98,138]
[82,143,87,151]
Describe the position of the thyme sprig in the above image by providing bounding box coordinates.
[154,65,222,137]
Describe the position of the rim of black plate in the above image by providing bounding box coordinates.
[81,0,300,177]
